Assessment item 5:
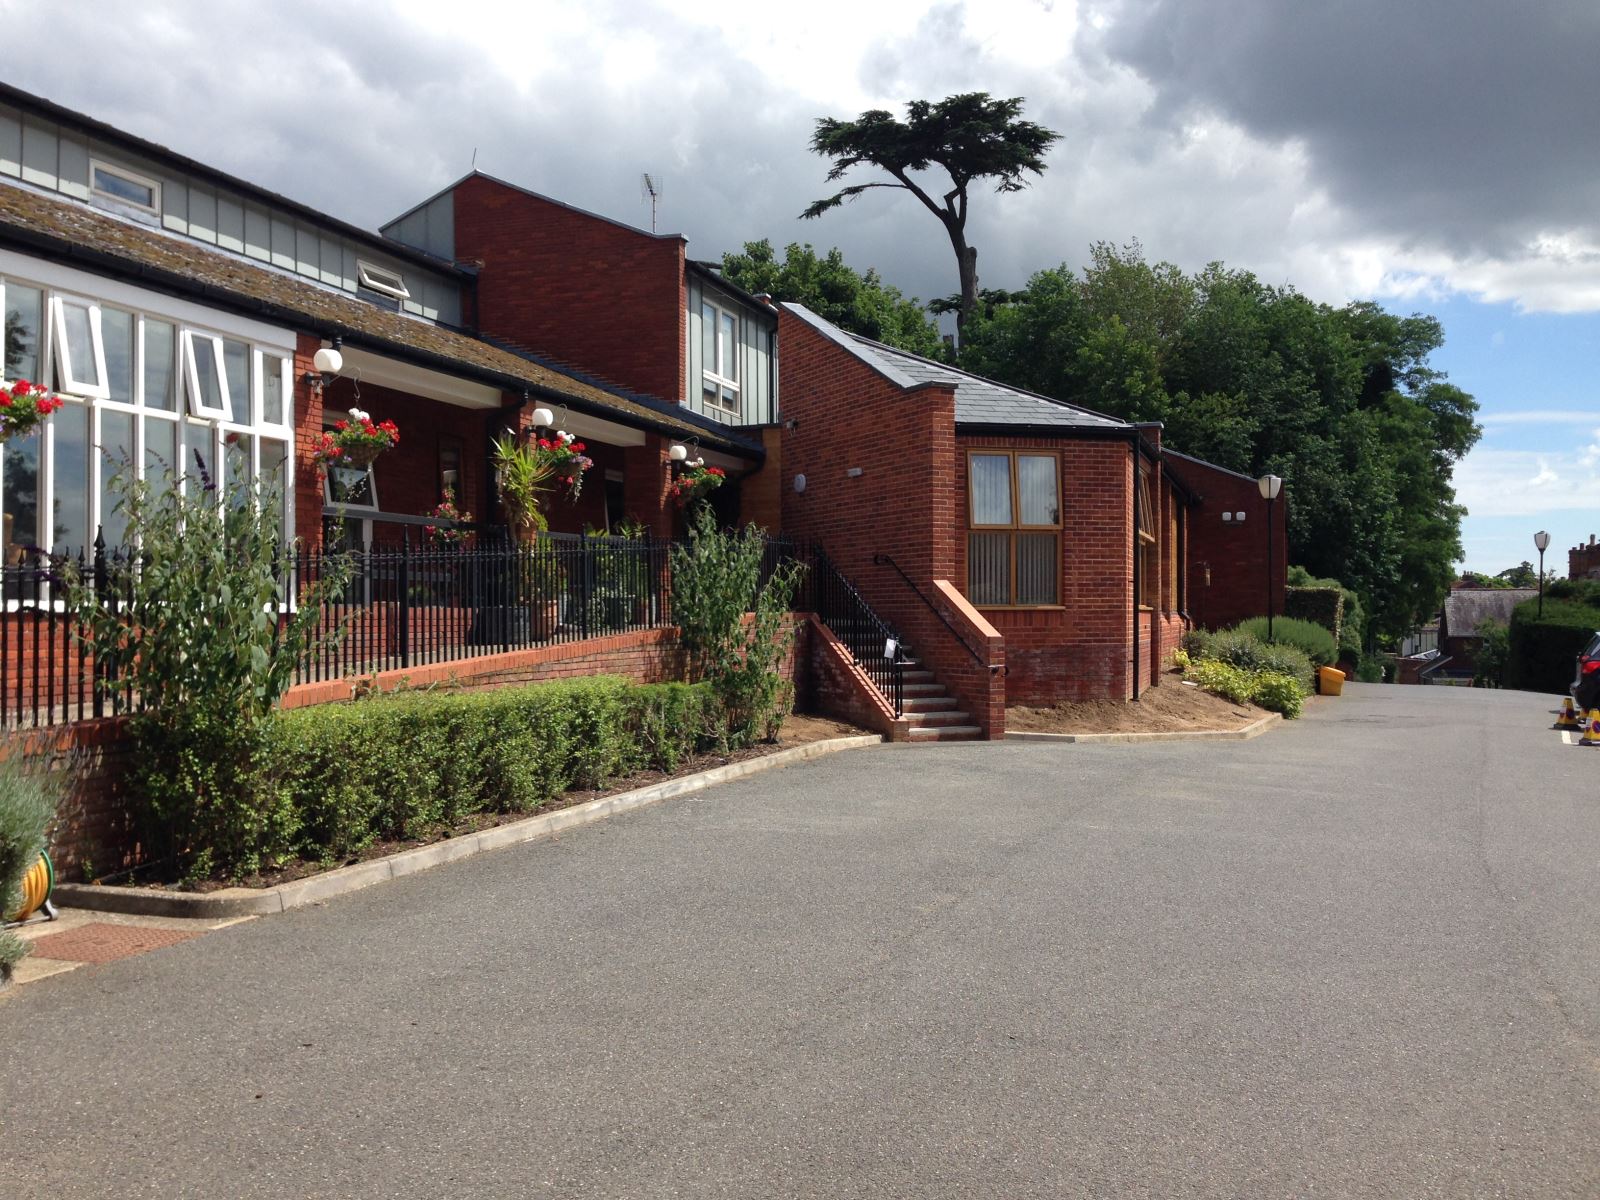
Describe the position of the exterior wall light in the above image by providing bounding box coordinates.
[793,473,807,494]
[531,406,555,428]
[304,338,343,389]
[669,443,689,463]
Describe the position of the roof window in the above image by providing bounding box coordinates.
[89,158,162,217]
[356,260,411,300]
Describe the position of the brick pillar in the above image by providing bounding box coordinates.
[293,333,327,551]
[624,433,673,540]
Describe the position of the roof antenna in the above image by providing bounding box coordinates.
[471,147,478,171]
[641,173,662,233]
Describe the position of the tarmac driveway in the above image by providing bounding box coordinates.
[3,682,1599,1197]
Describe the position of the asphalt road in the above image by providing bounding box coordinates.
[4,683,1599,1198]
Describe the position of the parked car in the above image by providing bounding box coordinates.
[1572,632,1600,711]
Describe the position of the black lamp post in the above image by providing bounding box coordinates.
[1258,474,1283,639]
[1535,529,1551,618]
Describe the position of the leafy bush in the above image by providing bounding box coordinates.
[671,507,803,743]
[258,677,724,868]
[1230,616,1337,667]
[1506,595,1600,693]
[58,458,350,878]
[1283,586,1343,643]
[1354,656,1386,684]
[1184,656,1307,718]
[1250,672,1306,719]
[1288,565,1365,659]
[0,754,59,980]
[1473,620,1509,688]
[1180,628,1214,659]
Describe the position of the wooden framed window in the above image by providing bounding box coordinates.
[1136,463,1158,609]
[967,450,1061,606]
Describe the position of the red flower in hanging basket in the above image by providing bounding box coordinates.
[532,430,593,500]
[669,459,725,508]
[0,379,64,441]
[312,407,399,475]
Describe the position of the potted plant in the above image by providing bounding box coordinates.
[470,435,562,645]
[424,487,473,550]
[533,431,594,501]
[0,379,64,442]
[313,407,400,479]
[669,458,726,508]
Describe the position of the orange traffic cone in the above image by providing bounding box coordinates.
[1582,709,1600,747]
[1556,695,1581,729]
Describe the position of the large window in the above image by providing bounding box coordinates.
[700,300,739,413]
[968,451,1060,606]
[1136,463,1158,609]
[0,258,294,560]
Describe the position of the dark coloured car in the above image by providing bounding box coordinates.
[1572,632,1600,712]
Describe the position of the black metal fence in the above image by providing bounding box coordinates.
[0,530,911,729]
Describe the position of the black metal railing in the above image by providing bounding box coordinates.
[0,530,672,729]
[811,548,905,716]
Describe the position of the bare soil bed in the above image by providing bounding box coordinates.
[104,712,873,892]
[1008,676,1268,734]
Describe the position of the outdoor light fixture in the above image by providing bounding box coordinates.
[668,443,688,463]
[1535,529,1551,617]
[1258,474,1283,639]
[531,406,555,428]
[793,473,807,494]
[846,466,864,478]
[304,338,343,389]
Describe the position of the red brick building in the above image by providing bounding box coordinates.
[777,305,1286,735]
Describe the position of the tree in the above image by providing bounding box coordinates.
[801,93,1059,348]
[1493,561,1555,588]
[718,240,944,357]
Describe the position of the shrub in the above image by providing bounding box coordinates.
[1355,656,1386,684]
[1283,586,1343,644]
[57,457,349,878]
[1288,565,1365,659]
[1506,595,1600,693]
[1250,672,1306,719]
[0,754,59,981]
[262,677,725,867]
[1230,616,1337,667]
[1473,620,1510,688]
[1187,658,1255,705]
[1180,628,1214,659]
[671,507,803,744]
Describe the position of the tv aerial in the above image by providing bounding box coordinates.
[641,173,662,233]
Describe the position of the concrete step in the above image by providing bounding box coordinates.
[901,670,936,684]
[901,695,959,713]
[902,682,947,695]
[907,725,983,741]
[901,710,972,727]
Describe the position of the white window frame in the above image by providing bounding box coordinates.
[356,260,410,300]
[701,300,740,413]
[89,158,162,217]
[49,294,110,399]
[181,328,231,420]
[254,349,293,431]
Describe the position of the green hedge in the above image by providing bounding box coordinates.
[1506,597,1600,693]
[243,677,726,872]
[1283,587,1343,644]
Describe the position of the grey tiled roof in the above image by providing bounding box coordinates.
[783,303,1130,431]
[1442,588,1539,634]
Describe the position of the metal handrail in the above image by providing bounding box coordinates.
[811,548,905,716]
[871,553,991,670]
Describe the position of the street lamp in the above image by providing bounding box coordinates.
[1258,474,1283,639]
[1535,529,1551,618]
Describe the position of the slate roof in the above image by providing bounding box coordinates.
[0,179,759,456]
[1442,588,1539,635]
[783,303,1130,431]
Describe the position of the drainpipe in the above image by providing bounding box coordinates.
[1131,441,1141,702]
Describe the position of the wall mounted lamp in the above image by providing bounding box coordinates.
[302,337,343,390]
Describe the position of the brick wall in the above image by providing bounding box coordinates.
[777,309,1005,735]
[3,718,139,881]
[738,426,784,533]
[451,175,687,404]
[1167,456,1287,632]
[1571,538,1600,580]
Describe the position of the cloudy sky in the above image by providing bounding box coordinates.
[6,0,1597,573]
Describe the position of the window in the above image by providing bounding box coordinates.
[1137,464,1158,609]
[967,451,1061,606]
[701,300,739,412]
[438,436,463,499]
[0,264,295,559]
[89,159,162,217]
[356,260,410,300]
[181,329,231,419]
[49,295,110,399]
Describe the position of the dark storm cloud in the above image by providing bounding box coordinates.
[1100,0,1600,258]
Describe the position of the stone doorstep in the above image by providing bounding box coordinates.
[52,734,886,921]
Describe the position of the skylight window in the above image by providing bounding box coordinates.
[356,260,410,300]
[89,159,162,216]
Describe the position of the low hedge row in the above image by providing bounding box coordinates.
[1283,587,1343,646]
[1182,628,1316,693]
[225,677,728,874]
